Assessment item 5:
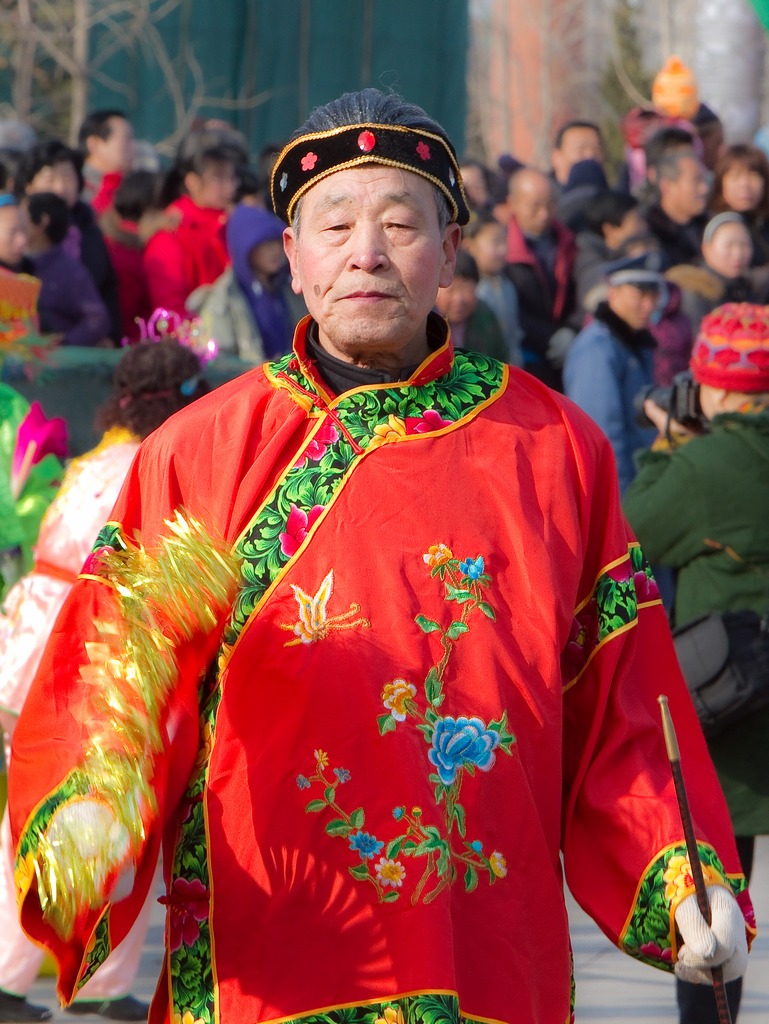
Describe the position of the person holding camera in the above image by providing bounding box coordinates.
[624,301,769,1024]
[563,252,661,492]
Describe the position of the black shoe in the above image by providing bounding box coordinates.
[0,989,53,1022]
[65,996,149,1021]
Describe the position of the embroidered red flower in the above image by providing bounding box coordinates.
[404,409,453,434]
[296,422,340,464]
[416,141,431,161]
[164,877,209,951]
[633,569,660,603]
[562,600,600,681]
[279,503,325,557]
[639,941,672,963]
[301,152,318,172]
[358,130,376,152]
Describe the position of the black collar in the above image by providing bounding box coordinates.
[304,314,447,396]
[594,301,656,352]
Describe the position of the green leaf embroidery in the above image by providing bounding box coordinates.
[446,620,469,639]
[415,614,442,633]
[325,818,351,837]
[378,713,396,735]
[305,799,326,813]
[424,667,442,705]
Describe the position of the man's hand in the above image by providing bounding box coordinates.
[643,398,694,440]
[674,885,748,984]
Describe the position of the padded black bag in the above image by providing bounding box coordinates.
[672,609,769,738]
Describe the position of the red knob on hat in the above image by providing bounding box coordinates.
[358,130,376,152]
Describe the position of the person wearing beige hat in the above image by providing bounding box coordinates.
[667,212,759,334]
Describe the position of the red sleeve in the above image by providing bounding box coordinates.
[143,228,190,318]
[558,408,753,969]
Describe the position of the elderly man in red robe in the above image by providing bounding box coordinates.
[9,88,754,1024]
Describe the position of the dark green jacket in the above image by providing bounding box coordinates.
[623,409,769,834]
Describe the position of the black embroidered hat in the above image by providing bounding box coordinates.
[270,122,470,226]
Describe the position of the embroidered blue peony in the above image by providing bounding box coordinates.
[458,556,485,580]
[349,830,384,860]
[428,716,501,785]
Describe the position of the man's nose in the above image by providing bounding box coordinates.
[348,225,389,272]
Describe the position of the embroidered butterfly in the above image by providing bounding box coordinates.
[279,569,369,646]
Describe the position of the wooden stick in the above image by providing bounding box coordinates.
[658,695,732,1024]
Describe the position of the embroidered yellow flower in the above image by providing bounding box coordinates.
[374,1006,406,1024]
[382,678,417,721]
[314,748,329,770]
[367,415,407,449]
[193,720,214,773]
[663,854,721,902]
[172,1011,205,1024]
[490,851,508,878]
[423,543,453,568]
[375,857,406,888]
[13,851,36,899]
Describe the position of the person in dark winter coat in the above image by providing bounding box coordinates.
[642,148,710,267]
[18,140,122,343]
[624,302,769,1024]
[25,192,110,347]
[564,255,659,491]
[501,167,576,388]
[434,249,508,361]
[574,190,645,314]
[666,212,759,335]
[0,195,33,274]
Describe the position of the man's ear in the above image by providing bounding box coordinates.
[283,226,303,296]
[438,222,462,289]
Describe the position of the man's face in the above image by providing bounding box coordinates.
[702,222,752,279]
[551,126,604,185]
[608,282,660,330]
[435,275,478,326]
[660,156,710,222]
[185,161,238,210]
[283,165,461,366]
[88,117,134,174]
[0,205,28,266]
[507,170,555,238]
[603,208,646,251]
[459,163,490,209]
[27,161,80,209]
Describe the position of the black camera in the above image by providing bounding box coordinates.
[634,371,708,430]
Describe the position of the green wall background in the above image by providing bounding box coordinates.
[90,0,469,156]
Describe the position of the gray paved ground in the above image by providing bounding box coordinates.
[28,837,769,1022]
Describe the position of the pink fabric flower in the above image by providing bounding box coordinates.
[298,422,340,464]
[80,545,114,576]
[416,141,431,161]
[639,941,672,963]
[11,401,67,498]
[279,503,325,557]
[633,569,660,602]
[166,877,209,951]
[301,152,318,171]
[404,409,453,434]
[562,601,600,681]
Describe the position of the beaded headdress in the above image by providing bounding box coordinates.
[270,123,470,226]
